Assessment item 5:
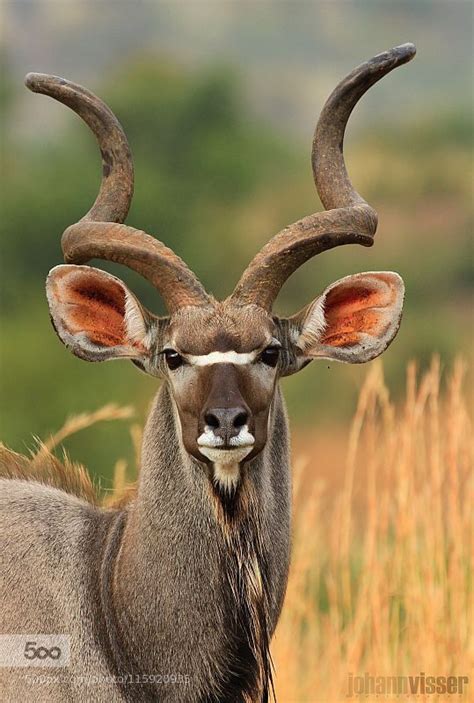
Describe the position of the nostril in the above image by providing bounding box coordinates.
[233,411,248,429]
[204,409,248,435]
[204,412,220,429]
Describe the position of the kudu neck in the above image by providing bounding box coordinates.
[108,380,291,699]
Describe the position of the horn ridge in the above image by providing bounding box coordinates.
[231,205,376,309]
[62,222,211,312]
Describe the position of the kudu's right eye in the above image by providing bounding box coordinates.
[164,349,184,370]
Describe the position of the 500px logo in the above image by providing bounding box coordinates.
[0,635,70,667]
[24,641,62,661]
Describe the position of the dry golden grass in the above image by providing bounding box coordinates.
[1,360,472,701]
[0,403,134,504]
[272,358,473,702]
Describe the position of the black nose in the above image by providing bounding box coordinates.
[204,407,249,444]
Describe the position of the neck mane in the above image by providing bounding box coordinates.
[104,382,291,702]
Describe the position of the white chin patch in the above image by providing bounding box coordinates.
[205,448,253,494]
[199,446,253,465]
[212,461,241,494]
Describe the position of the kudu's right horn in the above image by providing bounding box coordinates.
[25,73,210,313]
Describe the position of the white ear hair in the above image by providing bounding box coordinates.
[295,296,327,352]
[124,291,148,344]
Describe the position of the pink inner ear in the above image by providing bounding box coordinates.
[63,273,127,348]
[321,279,395,348]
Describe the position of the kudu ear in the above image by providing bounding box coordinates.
[46,265,155,364]
[284,272,404,372]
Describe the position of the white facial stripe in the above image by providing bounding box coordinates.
[187,350,257,366]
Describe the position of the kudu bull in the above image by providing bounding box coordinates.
[1,44,415,702]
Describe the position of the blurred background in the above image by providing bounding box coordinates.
[1,4,473,699]
[1,0,472,480]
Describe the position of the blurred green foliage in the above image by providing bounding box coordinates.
[1,55,472,482]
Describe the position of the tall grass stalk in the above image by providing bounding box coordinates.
[272,358,473,701]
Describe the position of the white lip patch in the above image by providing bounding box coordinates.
[197,425,255,450]
[198,426,255,474]
[229,426,255,448]
[187,350,257,366]
[197,428,224,448]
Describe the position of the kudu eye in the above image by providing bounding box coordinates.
[164,349,184,371]
[259,346,280,368]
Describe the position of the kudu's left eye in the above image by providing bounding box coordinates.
[259,346,280,367]
[164,349,184,370]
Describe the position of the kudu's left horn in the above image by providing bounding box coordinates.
[25,73,210,312]
[230,43,416,311]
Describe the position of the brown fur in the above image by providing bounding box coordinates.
[169,302,273,355]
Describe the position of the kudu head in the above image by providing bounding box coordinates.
[27,44,415,480]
